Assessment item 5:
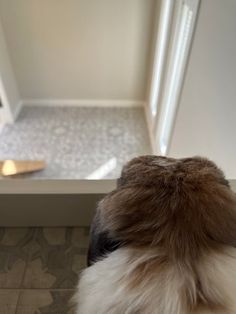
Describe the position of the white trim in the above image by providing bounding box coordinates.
[0,110,4,133]
[144,104,155,153]
[0,18,21,124]
[1,178,234,195]
[0,75,14,123]
[0,105,5,129]
[230,180,236,191]
[145,0,176,150]
[0,179,234,227]
[147,0,174,125]
[154,0,200,155]
[0,99,22,125]
[22,99,144,108]
[12,101,22,121]
[0,179,116,194]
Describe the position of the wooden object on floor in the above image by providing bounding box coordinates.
[0,160,46,176]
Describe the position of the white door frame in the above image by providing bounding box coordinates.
[147,0,200,154]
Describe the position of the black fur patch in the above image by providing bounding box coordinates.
[87,212,121,266]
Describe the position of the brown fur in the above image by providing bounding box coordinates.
[96,156,236,312]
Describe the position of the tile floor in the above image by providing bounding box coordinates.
[0,227,89,314]
[0,106,151,179]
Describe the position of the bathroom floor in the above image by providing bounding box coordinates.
[0,106,151,179]
[0,227,89,313]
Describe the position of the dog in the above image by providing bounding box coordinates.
[74,156,236,314]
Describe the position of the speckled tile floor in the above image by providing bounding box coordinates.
[0,106,151,179]
[0,227,89,314]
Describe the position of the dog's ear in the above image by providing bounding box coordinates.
[87,206,121,266]
[97,185,160,244]
[87,179,126,266]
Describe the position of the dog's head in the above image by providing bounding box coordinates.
[98,156,236,260]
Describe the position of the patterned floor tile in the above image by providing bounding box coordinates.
[0,290,19,314]
[0,106,151,179]
[22,228,88,289]
[16,290,75,314]
[0,228,35,288]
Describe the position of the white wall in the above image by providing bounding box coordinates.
[169,0,236,178]
[0,18,20,121]
[0,0,156,101]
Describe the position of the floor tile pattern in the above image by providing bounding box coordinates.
[0,227,89,314]
[0,106,151,179]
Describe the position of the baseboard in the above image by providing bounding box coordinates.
[12,100,22,121]
[22,99,144,108]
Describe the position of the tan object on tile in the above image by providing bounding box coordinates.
[0,160,46,176]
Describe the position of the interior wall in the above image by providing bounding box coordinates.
[0,0,156,101]
[0,18,20,120]
[169,0,236,178]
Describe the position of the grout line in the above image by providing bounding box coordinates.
[15,227,37,312]
[0,225,87,313]
[14,287,21,313]
[19,227,37,289]
[14,295,19,314]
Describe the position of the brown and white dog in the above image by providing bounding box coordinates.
[75,156,236,314]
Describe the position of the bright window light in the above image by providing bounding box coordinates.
[86,157,117,180]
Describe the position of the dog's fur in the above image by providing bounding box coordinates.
[74,156,236,314]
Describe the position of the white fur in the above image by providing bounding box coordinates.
[74,247,236,314]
